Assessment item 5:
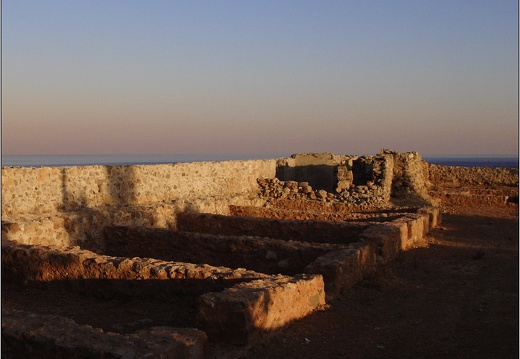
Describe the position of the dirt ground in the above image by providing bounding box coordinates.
[220,205,519,359]
[2,205,518,359]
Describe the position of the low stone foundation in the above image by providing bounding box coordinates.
[198,274,325,345]
[176,211,369,244]
[2,308,207,359]
[431,190,517,207]
[229,204,412,222]
[1,204,440,354]
[102,226,339,276]
[1,239,325,347]
[428,164,518,208]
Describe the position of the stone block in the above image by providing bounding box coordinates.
[305,243,376,297]
[361,224,402,263]
[406,214,426,247]
[198,274,325,345]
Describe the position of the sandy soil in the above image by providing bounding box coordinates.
[2,205,518,359]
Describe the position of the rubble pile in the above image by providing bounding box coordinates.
[257,176,387,207]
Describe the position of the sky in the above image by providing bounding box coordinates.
[2,0,518,156]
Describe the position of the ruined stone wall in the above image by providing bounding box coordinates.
[275,153,348,193]
[387,151,436,205]
[176,212,369,244]
[1,160,276,246]
[265,151,434,207]
[2,160,276,218]
[428,164,519,188]
[336,153,395,206]
[428,164,519,207]
[2,152,438,223]
[2,239,326,346]
[2,308,208,359]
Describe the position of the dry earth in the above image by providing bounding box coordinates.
[218,205,519,359]
[2,205,518,359]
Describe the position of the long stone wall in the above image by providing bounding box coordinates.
[4,154,516,221]
[1,160,276,246]
[2,308,208,359]
[429,164,519,188]
[428,164,519,207]
[2,160,276,217]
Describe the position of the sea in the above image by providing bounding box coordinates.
[0,154,285,167]
[1,154,518,168]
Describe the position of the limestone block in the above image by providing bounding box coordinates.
[423,207,442,229]
[198,274,325,345]
[305,243,376,297]
[361,224,402,263]
[405,214,426,247]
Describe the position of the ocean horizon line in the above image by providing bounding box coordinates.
[2,153,519,169]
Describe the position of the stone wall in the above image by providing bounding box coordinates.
[2,308,207,359]
[389,151,435,205]
[429,165,519,188]
[4,153,515,223]
[5,151,512,248]
[1,152,449,355]
[1,151,437,222]
[2,160,276,217]
[428,164,519,207]
[177,212,369,244]
[1,160,276,246]
[267,150,435,207]
[102,226,335,276]
[2,239,325,346]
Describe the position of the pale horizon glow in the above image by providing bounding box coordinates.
[2,1,518,156]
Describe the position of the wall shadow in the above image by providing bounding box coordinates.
[102,225,328,276]
[58,165,144,247]
[276,164,337,192]
[1,277,235,334]
[60,165,137,211]
[435,213,519,245]
[352,158,375,185]
[106,165,137,206]
[176,212,368,244]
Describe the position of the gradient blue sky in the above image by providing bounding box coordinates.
[2,0,518,156]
